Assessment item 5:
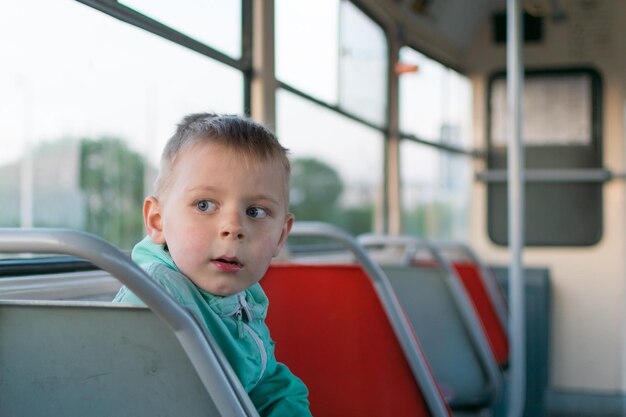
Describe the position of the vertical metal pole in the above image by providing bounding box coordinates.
[250,0,276,128]
[507,1,526,417]
[387,29,401,235]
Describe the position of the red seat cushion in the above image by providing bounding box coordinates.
[452,262,509,367]
[263,263,433,417]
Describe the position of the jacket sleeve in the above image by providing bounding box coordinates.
[248,354,313,417]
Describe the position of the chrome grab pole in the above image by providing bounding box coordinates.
[507,0,526,416]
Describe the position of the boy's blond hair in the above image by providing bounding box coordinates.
[155,113,290,204]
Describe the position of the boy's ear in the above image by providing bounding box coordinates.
[273,213,294,257]
[144,196,166,244]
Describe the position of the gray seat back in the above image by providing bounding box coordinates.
[0,301,220,417]
[0,228,259,417]
[382,265,494,408]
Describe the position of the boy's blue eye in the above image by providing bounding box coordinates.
[196,200,217,212]
[246,207,268,219]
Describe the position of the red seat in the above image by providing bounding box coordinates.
[263,263,439,417]
[452,261,509,367]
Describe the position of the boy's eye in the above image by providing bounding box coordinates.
[196,200,217,212]
[246,207,268,219]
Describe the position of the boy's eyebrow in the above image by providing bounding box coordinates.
[249,194,281,207]
[187,185,219,193]
[186,185,282,206]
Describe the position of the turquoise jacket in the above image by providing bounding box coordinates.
[113,236,312,417]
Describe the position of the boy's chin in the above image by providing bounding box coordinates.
[203,282,249,297]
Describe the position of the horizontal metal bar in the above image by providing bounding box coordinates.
[0,256,97,277]
[279,82,483,159]
[277,82,388,133]
[0,270,120,300]
[77,0,248,71]
[476,169,613,183]
[399,132,484,158]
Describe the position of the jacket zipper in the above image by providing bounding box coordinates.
[233,294,267,386]
[242,320,267,386]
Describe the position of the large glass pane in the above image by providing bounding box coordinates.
[0,0,243,249]
[120,0,242,59]
[276,0,388,126]
[338,1,388,125]
[399,47,472,148]
[400,140,471,240]
[277,89,384,235]
[444,70,473,148]
[276,0,339,103]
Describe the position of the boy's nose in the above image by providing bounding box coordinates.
[220,212,245,240]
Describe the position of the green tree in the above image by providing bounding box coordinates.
[290,157,376,236]
[289,157,343,223]
[403,201,454,240]
[339,205,374,236]
[80,137,146,249]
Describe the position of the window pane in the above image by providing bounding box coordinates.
[277,89,384,235]
[445,70,473,148]
[338,1,388,126]
[400,140,471,240]
[276,0,388,126]
[120,0,242,59]
[490,74,592,146]
[0,0,243,249]
[276,0,339,103]
[399,47,472,148]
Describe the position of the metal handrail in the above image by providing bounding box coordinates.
[433,241,509,333]
[0,228,258,417]
[357,234,427,266]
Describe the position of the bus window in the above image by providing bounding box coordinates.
[275,0,388,236]
[0,0,245,249]
[399,47,473,150]
[337,1,388,126]
[400,140,472,240]
[277,89,384,235]
[276,0,387,127]
[398,46,474,239]
[276,0,339,104]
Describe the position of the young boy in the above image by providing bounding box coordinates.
[113,113,312,416]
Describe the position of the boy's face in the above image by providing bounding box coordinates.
[146,142,293,296]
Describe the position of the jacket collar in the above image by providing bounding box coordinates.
[132,235,268,320]
[132,235,179,272]
[203,287,268,321]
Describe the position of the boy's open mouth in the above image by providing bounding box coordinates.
[215,258,243,266]
[212,257,243,270]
